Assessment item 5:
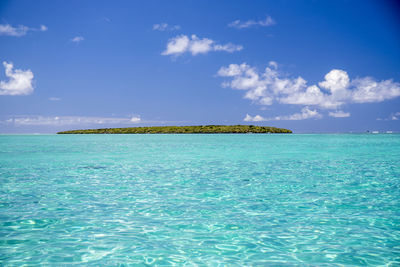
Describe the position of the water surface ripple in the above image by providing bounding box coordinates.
[0,134,399,265]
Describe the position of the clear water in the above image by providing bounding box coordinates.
[0,134,399,266]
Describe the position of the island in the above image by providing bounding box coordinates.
[57,125,292,134]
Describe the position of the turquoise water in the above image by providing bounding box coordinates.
[0,134,399,266]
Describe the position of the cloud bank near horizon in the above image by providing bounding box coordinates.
[2,115,142,126]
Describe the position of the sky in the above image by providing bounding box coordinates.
[0,0,400,133]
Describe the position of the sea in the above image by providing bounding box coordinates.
[0,134,399,265]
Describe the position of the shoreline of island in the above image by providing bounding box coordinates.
[57,125,292,134]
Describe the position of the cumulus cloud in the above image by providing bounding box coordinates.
[244,107,322,122]
[0,62,34,96]
[244,114,265,122]
[329,110,350,118]
[153,23,180,31]
[217,62,400,110]
[319,69,350,92]
[71,36,84,44]
[0,24,47,36]
[3,116,141,126]
[162,34,242,56]
[351,77,400,103]
[228,16,276,29]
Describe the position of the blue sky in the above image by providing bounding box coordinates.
[0,0,399,133]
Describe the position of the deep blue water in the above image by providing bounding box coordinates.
[0,134,399,265]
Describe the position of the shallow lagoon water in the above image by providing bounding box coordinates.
[0,134,399,265]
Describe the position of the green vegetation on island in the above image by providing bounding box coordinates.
[57,125,292,134]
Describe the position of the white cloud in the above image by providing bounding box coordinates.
[162,34,242,56]
[269,61,278,69]
[0,24,29,36]
[244,107,322,122]
[130,116,141,123]
[4,116,142,126]
[213,43,243,53]
[351,77,400,103]
[228,16,276,29]
[71,36,84,43]
[49,97,61,101]
[39,25,48,31]
[276,107,322,120]
[0,24,47,36]
[188,35,214,55]
[244,114,265,122]
[378,112,400,121]
[218,62,400,111]
[153,23,180,31]
[329,111,350,118]
[162,35,189,55]
[0,62,34,96]
[319,69,350,92]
